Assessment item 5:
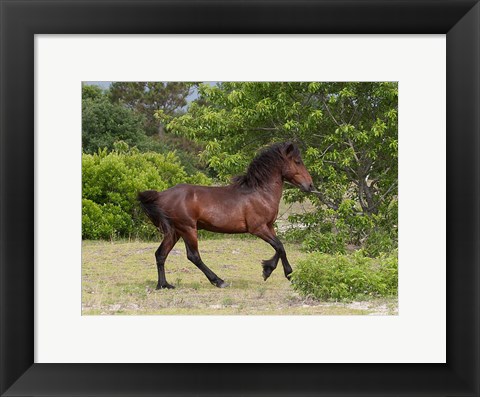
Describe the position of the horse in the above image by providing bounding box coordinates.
[138,142,314,289]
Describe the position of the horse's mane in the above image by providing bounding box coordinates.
[231,142,300,189]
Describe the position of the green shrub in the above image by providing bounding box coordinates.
[301,231,347,255]
[291,250,398,301]
[281,198,398,256]
[82,199,104,239]
[82,199,133,240]
[82,144,211,240]
[363,229,397,258]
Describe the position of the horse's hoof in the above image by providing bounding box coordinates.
[156,283,175,290]
[262,267,273,281]
[214,280,229,288]
[261,259,275,281]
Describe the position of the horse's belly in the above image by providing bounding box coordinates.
[197,217,247,234]
[193,189,249,233]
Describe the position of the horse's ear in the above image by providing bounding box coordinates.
[284,142,295,157]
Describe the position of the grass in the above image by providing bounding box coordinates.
[82,237,398,315]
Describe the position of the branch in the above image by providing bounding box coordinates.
[346,138,360,165]
[240,130,278,149]
[348,100,359,125]
[358,181,369,213]
[305,188,339,211]
[378,181,398,202]
[251,127,278,131]
[321,95,341,127]
[368,180,398,212]
[303,92,315,107]
[324,161,358,179]
[319,143,335,158]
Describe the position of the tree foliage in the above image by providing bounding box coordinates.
[82,86,148,153]
[82,85,188,155]
[166,82,398,254]
[109,82,194,135]
[81,83,103,101]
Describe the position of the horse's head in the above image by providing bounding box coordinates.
[281,142,315,192]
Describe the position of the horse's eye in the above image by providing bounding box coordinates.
[295,159,301,165]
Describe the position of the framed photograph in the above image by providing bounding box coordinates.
[1,1,479,396]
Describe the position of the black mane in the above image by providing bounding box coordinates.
[231,142,299,189]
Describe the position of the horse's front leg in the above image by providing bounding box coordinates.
[261,251,279,281]
[252,225,293,281]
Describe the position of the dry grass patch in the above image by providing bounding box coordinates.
[82,238,397,315]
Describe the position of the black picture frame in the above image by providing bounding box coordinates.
[1,1,479,396]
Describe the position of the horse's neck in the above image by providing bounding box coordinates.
[259,175,284,204]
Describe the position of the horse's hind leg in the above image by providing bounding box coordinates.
[155,232,179,289]
[180,227,228,288]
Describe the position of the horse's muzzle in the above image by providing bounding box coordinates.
[301,182,315,192]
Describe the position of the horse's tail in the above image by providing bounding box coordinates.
[137,190,174,236]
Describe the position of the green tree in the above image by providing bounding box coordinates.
[82,83,103,100]
[82,86,148,153]
[109,82,194,135]
[165,82,398,254]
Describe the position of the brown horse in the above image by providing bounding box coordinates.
[138,142,314,289]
